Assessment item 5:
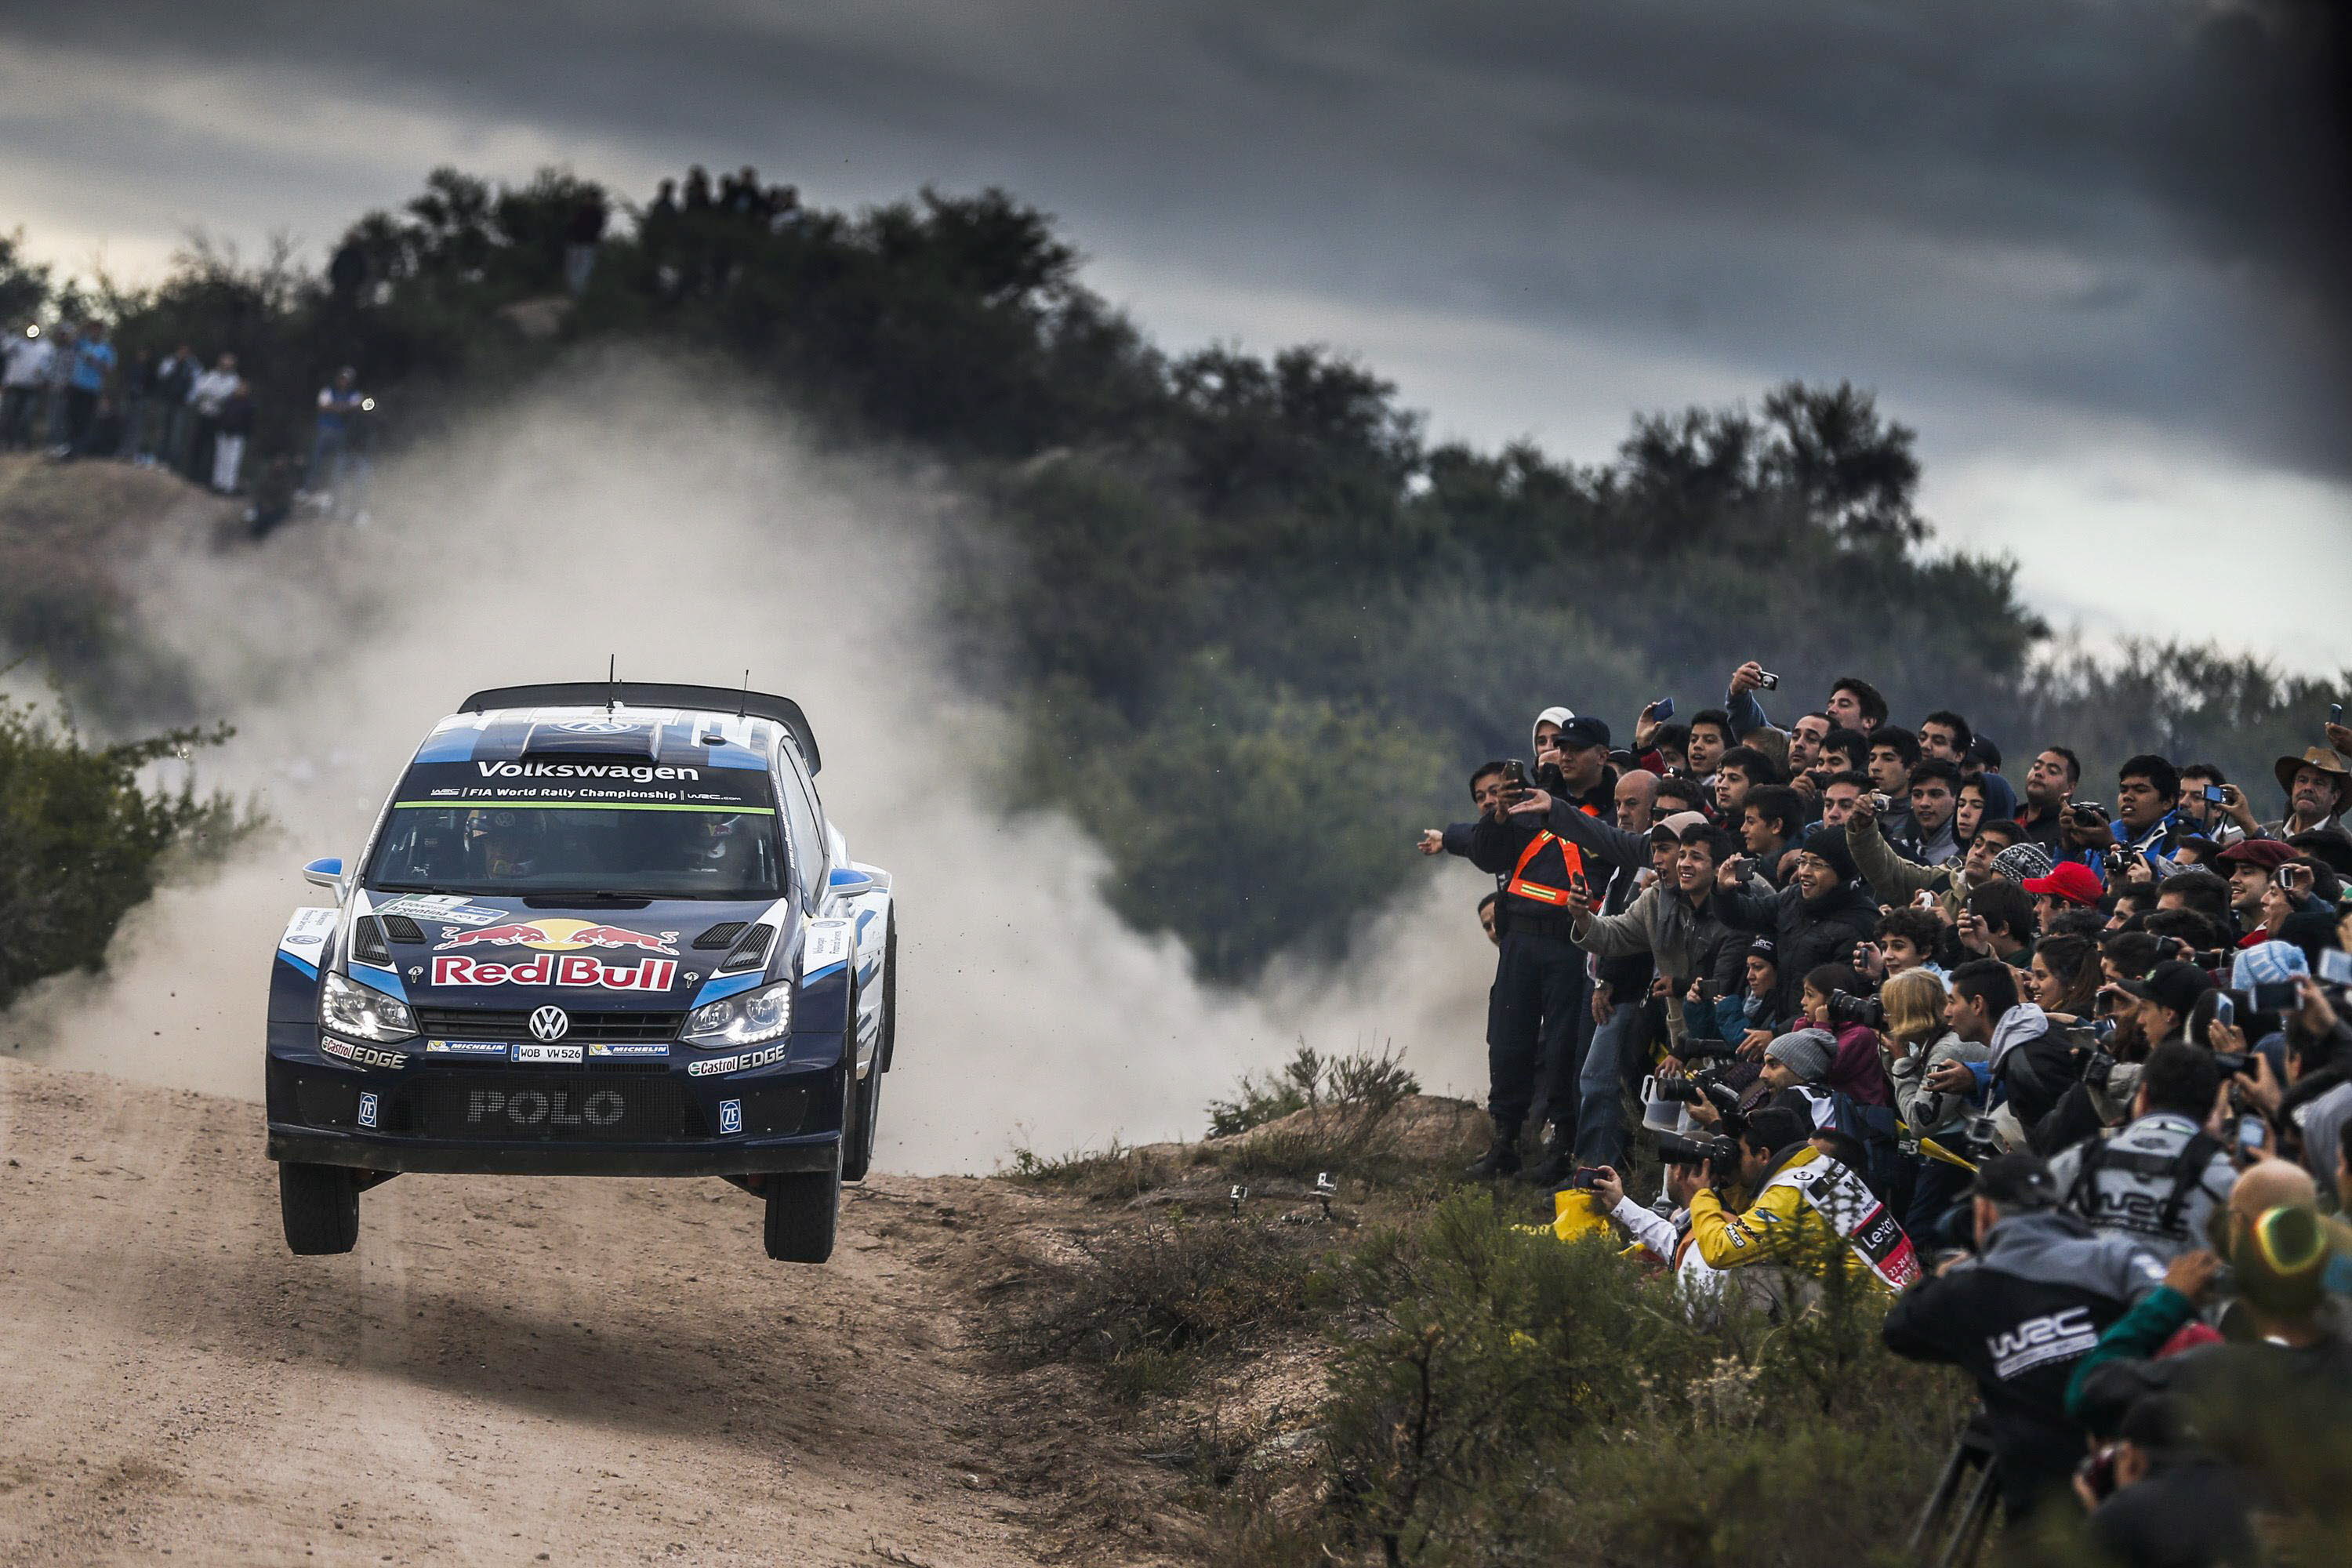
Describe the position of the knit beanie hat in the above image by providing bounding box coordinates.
[1798,832,1858,884]
[1764,1028,1835,1084]
[1991,840,2056,885]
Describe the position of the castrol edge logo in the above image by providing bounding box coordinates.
[430,953,678,991]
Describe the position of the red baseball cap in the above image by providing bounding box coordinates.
[2021,862,2103,906]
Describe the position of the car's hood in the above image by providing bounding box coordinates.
[357,891,796,1011]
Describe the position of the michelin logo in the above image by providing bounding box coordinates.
[477,760,700,783]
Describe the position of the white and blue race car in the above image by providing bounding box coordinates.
[264,682,895,1263]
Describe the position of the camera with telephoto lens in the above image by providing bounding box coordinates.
[1824,989,1885,1030]
[1653,1130,1740,1171]
[1653,1062,1748,1134]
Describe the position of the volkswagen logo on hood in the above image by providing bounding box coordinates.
[528,1005,571,1042]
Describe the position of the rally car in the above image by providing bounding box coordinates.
[264,682,896,1264]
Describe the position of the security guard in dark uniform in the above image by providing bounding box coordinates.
[1459,716,1617,1178]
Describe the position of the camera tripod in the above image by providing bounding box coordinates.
[1906,1417,1999,1568]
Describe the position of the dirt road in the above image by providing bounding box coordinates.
[0,1059,1163,1568]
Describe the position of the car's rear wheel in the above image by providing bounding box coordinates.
[764,1146,841,1263]
[279,1161,360,1254]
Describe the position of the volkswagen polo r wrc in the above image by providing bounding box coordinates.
[265,682,896,1263]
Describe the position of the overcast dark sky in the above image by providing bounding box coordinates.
[5,1,2350,670]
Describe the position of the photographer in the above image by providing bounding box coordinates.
[2067,1207,2350,1530]
[1926,958,2077,1144]
[1841,789,2016,927]
[1584,1145,1748,1305]
[2022,746,2083,855]
[2071,754,2189,880]
[1882,1154,2165,1524]
[1686,1105,1922,1293]
[2046,1040,2238,1261]
[1711,832,1881,1029]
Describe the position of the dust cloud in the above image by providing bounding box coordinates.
[4,354,1490,1172]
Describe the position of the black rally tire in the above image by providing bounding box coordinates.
[764,1145,842,1263]
[841,1061,880,1183]
[878,916,898,1071]
[279,1161,360,1255]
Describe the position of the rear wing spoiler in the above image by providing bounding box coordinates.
[459,682,822,773]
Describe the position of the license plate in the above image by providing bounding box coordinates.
[510,1042,585,1065]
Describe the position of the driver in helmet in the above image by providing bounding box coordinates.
[466,810,539,878]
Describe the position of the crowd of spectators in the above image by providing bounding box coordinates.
[1,321,375,526]
[1425,663,2352,1555]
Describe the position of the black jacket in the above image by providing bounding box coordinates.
[1467,771,1617,929]
[1883,1210,2163,1512]
[1712,878,1879,1027]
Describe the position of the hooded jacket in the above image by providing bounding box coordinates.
[1530,705,1574,757]
[1959,1001,2081,1134]
[1883,1208,2164,1512]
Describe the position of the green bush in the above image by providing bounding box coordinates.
[0,694,248,1007]
[1223,1192,1968,1567]
[989,1212,1318,1403]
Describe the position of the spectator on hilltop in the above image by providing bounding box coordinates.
[0,322,49,449]
[184,351,239,484]
[209,376,254,495]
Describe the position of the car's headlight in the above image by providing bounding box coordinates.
[319,970,417,1043]
[682,981,793,1047]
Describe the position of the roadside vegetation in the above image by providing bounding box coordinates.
[0,688,249,1008]
[998,1051,1977,1566]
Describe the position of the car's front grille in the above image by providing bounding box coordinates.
[409,1072,697,1142]
[411,1007,684,1044]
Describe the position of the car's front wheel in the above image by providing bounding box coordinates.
[764,1146,840,1263]
[279,1161,360,1254]
[841,1064,880,1184]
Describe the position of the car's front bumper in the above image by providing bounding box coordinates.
[264,1022,845,1178]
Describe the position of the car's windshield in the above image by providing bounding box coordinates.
[365,757,786,898]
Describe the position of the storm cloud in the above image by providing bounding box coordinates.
[4,1,2348,661]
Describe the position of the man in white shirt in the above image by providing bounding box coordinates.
[1,325,53,449]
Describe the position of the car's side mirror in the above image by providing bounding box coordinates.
[302,856,345,891]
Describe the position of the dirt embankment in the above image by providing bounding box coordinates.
[0,1058,1200,1568]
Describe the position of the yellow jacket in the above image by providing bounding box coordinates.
[1685,1145,1895,1290]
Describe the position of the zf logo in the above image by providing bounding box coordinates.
[719,1099,743,1135]
[464,1088,626,1127]
[357,1092,379,1129]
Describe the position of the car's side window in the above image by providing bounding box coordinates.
[776,749,827,909]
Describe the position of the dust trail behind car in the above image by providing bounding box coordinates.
[2,354,1487,1172]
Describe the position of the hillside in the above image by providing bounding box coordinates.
[9,170,2347,982]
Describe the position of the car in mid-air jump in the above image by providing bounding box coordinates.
[264,682,896,1263]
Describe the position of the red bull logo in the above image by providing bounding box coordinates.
[430,954,679,992]
[434,917,680,956]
